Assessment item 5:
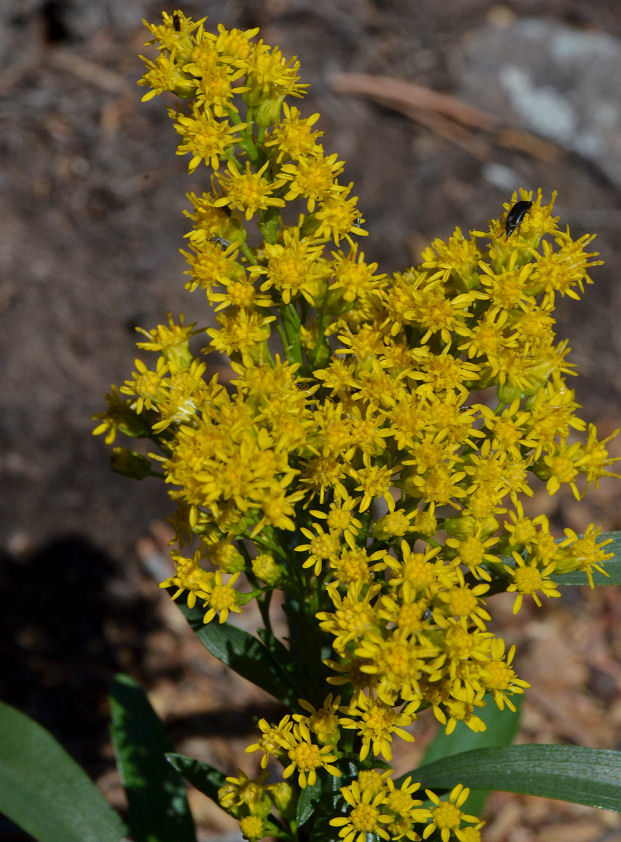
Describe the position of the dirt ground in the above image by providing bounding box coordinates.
[2,1,621,840]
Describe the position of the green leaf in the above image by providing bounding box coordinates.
[553,531,621,586]
[0,700,127,842]
[257,627,312,698]
[257,625,297,669]
[296,778,323,828]
[489,531,621,594]
[413,745,621,813]
[307,770,343,842]
[417,695,521,816]
[421,695,522,765]
[109,674,196,842]
[167,755,289,837]
[171,590,299,707]
[165,753,227,808]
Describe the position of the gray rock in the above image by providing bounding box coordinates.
[455,18,621,185]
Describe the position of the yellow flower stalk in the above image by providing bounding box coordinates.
[94,11,621,841]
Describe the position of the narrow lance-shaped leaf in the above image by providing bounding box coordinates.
[296,777,323,828]
[171,588,300,707]
[167,754,289,840]
[256,625,313,700]
[411,745,621,813]
[418,695,522,816]
[421,695,522,765]
[109,674,196,842]
[308,768,347,842]
[166,753,228,811]
[487,531,621,594]
[0,700,127,842]
[553,531,621,586]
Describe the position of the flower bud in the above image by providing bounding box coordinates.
[372,510,413,540]
[479,516,500,538]
[444,515,476,539]
[110,448,153,480]
[414,507,437,536]
[218,782,241,815]
[207,542,245,573]
[249,791,272,820]
[267,782,294,816]
[240,815,265,841]
[530,458,551,481]
[255,95,284,127]
[252,553,283,586]
[497,382,522,405]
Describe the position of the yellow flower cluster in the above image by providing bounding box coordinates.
[94,12,620,842]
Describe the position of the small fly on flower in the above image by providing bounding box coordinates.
[209,236,232,250]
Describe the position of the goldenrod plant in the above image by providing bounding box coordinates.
[96,11,621,841]
[3,12,620,842]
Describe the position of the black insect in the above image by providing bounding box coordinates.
[209,235,231,250]
[173,12,181,31]
[504,200,532,238]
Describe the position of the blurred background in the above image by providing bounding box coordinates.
[2,1,621,840]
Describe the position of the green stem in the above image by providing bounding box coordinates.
[229,106,260,167]
[239,240,258,265]
[307,310,329,371]
[257,589,275,638]
[278,303,303,365]
[258,206,281,244]
[275,321,289,354]
[253,530,289,562]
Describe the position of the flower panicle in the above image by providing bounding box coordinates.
[93,15,620,841]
